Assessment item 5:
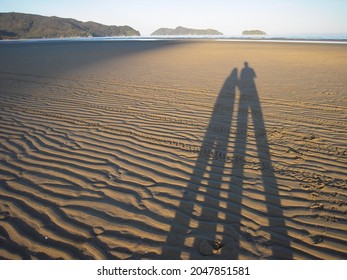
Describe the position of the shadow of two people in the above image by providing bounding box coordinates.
[163,62,293,260]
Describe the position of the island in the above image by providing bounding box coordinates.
[151,26,223,36]
[0,12,140,39]
[242,30,267,36]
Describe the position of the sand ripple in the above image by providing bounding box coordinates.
[0,41,346,259]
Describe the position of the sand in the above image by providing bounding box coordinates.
[0,40,346,260]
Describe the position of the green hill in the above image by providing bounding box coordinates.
[151,26,223,36]
[242,30,267,35]
[0,12,140,39]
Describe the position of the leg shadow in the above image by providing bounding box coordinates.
[231,62,293,259]
[162,68,239,259]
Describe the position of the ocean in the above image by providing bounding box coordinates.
[1,34,347,44]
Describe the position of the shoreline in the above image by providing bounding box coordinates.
[1,36,347,45]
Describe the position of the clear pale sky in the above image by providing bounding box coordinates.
[1,0,347,35]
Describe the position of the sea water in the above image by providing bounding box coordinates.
[1,33,347,44]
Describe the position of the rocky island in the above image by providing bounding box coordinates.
[242,30,267,35]
[151,26,223,36]
[0,12,140,39]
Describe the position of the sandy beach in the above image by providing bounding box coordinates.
[0,40,346,259]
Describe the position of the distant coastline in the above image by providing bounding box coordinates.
[0,12,140,39]
[1,12,345,42]
[147,34,347,41]
[2,35,347,46]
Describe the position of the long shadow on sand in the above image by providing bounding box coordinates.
[162,62,293,259]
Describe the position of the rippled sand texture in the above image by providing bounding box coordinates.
[0,41,346,259]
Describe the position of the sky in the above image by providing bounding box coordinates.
[1,0,347,36]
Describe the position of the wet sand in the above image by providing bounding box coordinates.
[0,40,346,259]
